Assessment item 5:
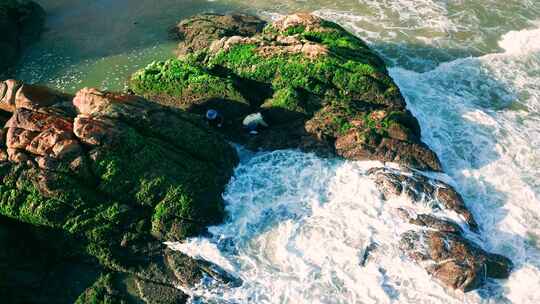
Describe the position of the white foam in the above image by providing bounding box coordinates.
[389,23,540,304]
[499,22,540,55]
[169,150,487,303]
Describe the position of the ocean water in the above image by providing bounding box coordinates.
[15,0,540,303]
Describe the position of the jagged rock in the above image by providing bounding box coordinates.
[0,80,239,303]
[368,167,478,231]
[368,167,513,291]
[0,0,45,71]
[400,230,513,292]
[396,208,463,235]
[131,13,442,171]
[172,13,267,56]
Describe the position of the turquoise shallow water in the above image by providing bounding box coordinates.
[16,1,540,303]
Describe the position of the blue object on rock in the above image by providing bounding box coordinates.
[206,109,218,120]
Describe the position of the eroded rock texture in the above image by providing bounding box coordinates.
[0,80,239,303]
[368,167,512,292]
[400,230,512,292]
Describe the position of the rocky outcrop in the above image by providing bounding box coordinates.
[130,13,442,171]
[368,167,478,231]
[0,0,45,72]
[400,230,512,292]
[0,80,239,303]
[128,12,513,293]
[368,167,512,291]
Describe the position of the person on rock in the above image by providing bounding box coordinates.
[243,112,269,135]
[205,109,224,128]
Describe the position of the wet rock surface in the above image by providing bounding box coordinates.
[400,230,513,292]
[368,167,478,231]
[0,80,239,303]
[368,167,513,291]
[0,0,45,72]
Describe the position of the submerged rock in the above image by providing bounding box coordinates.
[0,80,238,303]
[130,13,442,171]
[0,0,45,72]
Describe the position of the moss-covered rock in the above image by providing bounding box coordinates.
[130,13,441,171]
[0,0,45,72]
[0,81,239,302]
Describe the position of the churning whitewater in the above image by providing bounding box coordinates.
[169,21,540,304]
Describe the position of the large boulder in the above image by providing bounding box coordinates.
[0,0,45,72]
[0,80,239,303]
[130,13,442,171]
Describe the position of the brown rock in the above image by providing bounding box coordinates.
[73,88,114,116]
[0,149,8,162]
[165,249,241,289]
[0,79,21,112]
[7,148,29,163]
[368,167,478,231]
[397,208,463,234]
[15,84,71,112]
[301,42,329,59]
[6,127,38,150]
[73,116,117,146]
[173,13,267,56]
[400,230,512,292]
[6,108,73,133]
[335,133,442,172]
[387,123,414,141]
[273,13,322,31]
[26,129,75,156]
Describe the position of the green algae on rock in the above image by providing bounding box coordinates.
[129,12,513,293]
[130,13,442,172]
[0,80,239,303]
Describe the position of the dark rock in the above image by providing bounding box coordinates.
[0,0,45,72]
[0,215,102,304]
[166,249,242,289]
[400,230,513,292]
[135,278,188,304]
